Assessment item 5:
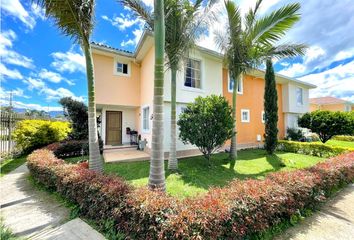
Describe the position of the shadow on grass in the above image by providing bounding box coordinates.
[104,149,289,192]
[0,155,27,177]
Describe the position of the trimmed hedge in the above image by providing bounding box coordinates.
[45,139,104,158]
[333,135,354,142]
[27,149,354,239]
[12,120,71,153]
[278,140,354,158]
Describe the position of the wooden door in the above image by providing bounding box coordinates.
[106,111,122,145]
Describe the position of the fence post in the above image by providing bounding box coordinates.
[8,112,12,154]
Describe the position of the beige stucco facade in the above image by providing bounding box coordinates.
[92,31,316,157]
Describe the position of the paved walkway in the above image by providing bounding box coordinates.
[0,164,105,240]
[276,183,354,240]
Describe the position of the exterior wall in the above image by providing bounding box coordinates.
[100,106,138,145]
[310,103,320,112]
[282,83,309,114]
[164,49,223,103]
[138,46,155,149]
[93,53,141,107]
[222,69,285,145]
[321,103,345,111]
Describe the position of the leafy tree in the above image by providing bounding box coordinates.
[120,0,215,171]
[298,111,354,143]
[178,95,234,165]
[263,59,278,154]
[216,0,306,160]
[59,97,88,140]
[37,0,102,172]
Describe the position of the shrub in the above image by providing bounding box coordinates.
[12,120,71,153]
[285,127,305,141]
[264,59,278,154]
[333,135,354,142]
[298,110,354,143]
[49,138,104,158]
[277,140,354,158]
[59,97,88,140]
[178,95,234,164]
[28,145,354,239]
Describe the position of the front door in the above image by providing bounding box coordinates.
[106,111,122,145]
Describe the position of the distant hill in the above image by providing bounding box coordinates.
[12,108,64,118]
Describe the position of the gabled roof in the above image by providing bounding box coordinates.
[310,96,352,105]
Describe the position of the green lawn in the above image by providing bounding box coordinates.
[323,140,354,148]
[104,149,325,198]
[0,155,27,177]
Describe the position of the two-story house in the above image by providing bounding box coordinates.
[92,31,316,158]
[310,96,353,112]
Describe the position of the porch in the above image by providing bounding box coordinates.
[103,145,150,163]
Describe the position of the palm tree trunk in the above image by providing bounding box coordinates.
[82,41,102,172]
[229,71,240,160]
[168,67,178,170]
[148,0,166,190]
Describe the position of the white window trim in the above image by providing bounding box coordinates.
[228,75,243,94]
[113,58,131,77]
[241,109,250,123]
[183,57,203,90]
[261,110,265,123]
[141,105,150,133]
[296,87,303,106]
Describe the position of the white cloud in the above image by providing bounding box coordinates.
[299,60,354,102]
[1,0,36,29]
[30,3,46,20]
[23,77,46,90]
[41,87,85,102]
[102,13,143,31]
[0,87,30,100]
[304,46,326,65]
[334,48,354,62]
[38,69,74,85]
[51,49,85,73]
[0,63,23,80]
[120,39,135,47]
[0,30,34,69]
[278,63,306,77]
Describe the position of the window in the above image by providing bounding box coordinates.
[261,111,265,123]
[142,106,150,131]
[228,76,243,94]
[184,58,201,88]
[241,109,250,123]
[296,87,303,105]
[116,62,128,74]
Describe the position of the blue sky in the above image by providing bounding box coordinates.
[1,0,353,111]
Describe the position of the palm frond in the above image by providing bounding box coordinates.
[251,3,301,46]
[35,0,95,43]
[266,43,307,59]
[118,0,153,29]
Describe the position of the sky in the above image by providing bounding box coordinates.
[1,0,353,112]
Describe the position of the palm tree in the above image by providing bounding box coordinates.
[120,0,215,171]
[216,0,306,160]
[37,0,102,172]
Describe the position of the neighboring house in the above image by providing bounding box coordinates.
[92,31,316,157]
[310,96,353,112]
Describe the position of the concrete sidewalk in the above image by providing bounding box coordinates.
[276,184,354,240]
[0,164,105,240]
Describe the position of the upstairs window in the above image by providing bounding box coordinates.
[142,106,150,131]
[296,87,303,105]
[184,58,201,88]
[228,76,243,94]
[241,109,250,123]
[117,62,128,75]
[261,111,265,123]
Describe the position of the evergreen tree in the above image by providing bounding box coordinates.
[264,59,278,154]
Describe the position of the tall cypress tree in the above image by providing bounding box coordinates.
[264,59,278,154]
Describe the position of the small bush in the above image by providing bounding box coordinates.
[28,145,354,239]
[298,111,354,143]
[333,135,354,142]
[12,120,71,153]
[277,140,354,158]
[178,95,234,164]
[285,128,305,141]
